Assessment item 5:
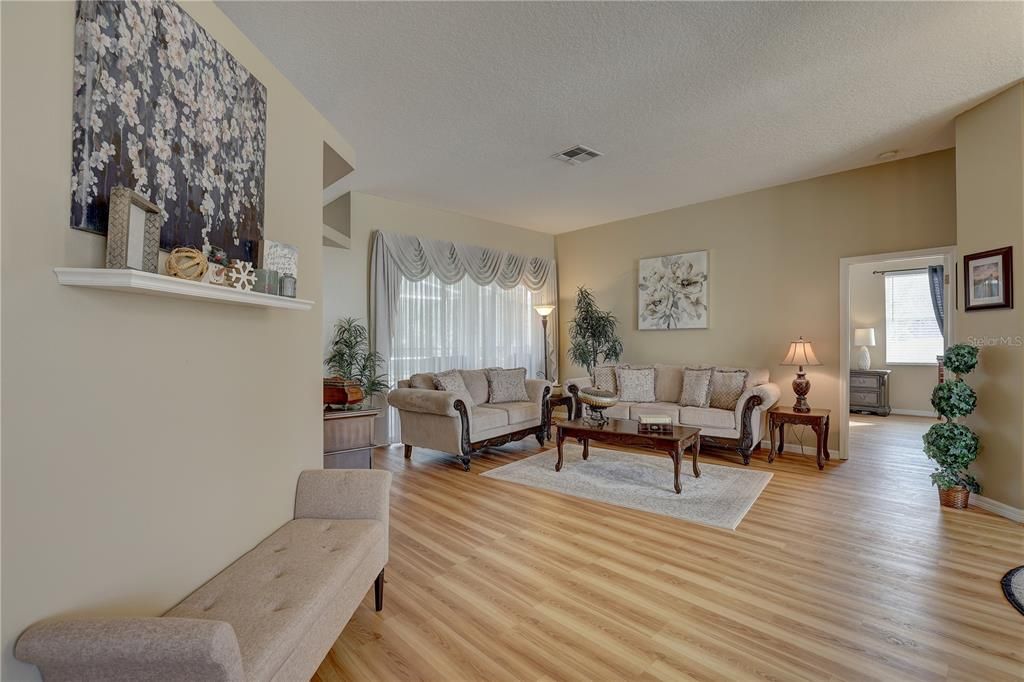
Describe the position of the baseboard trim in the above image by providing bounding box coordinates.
[758,439,815,456]
[890,409,938,418]
[971,494,1024,523]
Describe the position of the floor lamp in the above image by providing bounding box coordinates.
[534,304,555,381]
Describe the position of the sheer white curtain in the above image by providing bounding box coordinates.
[387,273,545,442]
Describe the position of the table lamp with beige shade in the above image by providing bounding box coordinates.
[853,327,876,370]
[781,336,822,413]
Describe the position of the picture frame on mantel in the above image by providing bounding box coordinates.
[964,246,1013,311]
[105,186,161,273]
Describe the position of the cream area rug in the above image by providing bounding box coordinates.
[482,443,772,530]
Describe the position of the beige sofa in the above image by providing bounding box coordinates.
[388,369,552,470]
[566,365,780,464]
[15,469,391,682]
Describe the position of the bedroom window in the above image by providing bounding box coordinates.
[884,271,944,364]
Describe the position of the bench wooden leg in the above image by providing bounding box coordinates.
[374,569,384,612]
[403,444,412,459]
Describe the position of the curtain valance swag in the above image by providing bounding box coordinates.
[375,231,554,291]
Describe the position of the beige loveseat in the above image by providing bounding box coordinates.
[388,369,552,470]
[15,470,391,682]
[566,365,780,464]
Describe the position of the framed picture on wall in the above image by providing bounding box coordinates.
[964,246,1013,311]
[638,250,709,329]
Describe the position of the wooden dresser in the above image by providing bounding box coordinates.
[849,369,892,416]
[324,407,380,469]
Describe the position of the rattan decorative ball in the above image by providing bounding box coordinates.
[166,247,208,281]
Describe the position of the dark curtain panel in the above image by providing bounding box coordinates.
[928,265,945,339]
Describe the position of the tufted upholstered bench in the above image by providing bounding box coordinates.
[14,469,391,682]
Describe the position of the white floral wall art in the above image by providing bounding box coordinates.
[638,250,709,330]
[70,0,267,262]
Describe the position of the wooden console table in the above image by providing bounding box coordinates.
[767,406,831,470]
[324,407,380,469]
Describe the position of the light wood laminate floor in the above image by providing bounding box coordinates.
[314,415,1023,681]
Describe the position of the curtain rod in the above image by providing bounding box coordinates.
[872,266,931,275]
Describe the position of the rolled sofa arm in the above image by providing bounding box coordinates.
[525,379,552,404]
[564,377,593,420]
[294,469,391,524]
[735,383,781,424]
[564,376,593,392]
[387,388,459,417]
[15,617,244,682]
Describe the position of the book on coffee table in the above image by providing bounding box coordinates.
[637,414,672,432]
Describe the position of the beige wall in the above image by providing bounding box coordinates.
[555,150,958,451]
[849,255,944,415]
[954,83,1024,511]
[1,2,353,678]
[321,191,555,357]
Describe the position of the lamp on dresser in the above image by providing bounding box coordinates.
[853,327,876,370]
[780,336,822,413]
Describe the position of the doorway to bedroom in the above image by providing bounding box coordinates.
[839,246,955,462]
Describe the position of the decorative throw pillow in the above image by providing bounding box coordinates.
[709,368,749,410]
[592,365,618,394]
[409,373,436,390]
[434,369,474,406]
[486,367,530,403]
[616,366,656,402]
[679,368,713,408]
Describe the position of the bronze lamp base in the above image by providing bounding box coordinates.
[792,368,811,412]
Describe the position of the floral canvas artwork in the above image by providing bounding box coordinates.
[638,250,709,330]
[71,0,267,261]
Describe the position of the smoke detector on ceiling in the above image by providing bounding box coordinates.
[552,144,603,166]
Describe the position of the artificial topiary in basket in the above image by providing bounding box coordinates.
[924,344,980,509]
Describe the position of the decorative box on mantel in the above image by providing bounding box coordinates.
[324,407,380,469]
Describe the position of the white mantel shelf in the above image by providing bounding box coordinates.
[53,268,314,311]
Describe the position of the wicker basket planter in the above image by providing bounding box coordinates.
[578,388,617,426]
[937,486,970,509]
[323,378,365,407]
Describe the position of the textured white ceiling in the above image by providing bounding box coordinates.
[218,1,1023,233]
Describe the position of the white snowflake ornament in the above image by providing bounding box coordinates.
[226,260,256,291]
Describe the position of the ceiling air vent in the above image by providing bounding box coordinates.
[552,144,602,166]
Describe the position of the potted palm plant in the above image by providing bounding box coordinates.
[568,286,623,375]
[324,318,389,408]
[923,344,981,508]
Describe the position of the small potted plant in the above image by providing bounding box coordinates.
[324,318,389,408]
[923,344,980,508]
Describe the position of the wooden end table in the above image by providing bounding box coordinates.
[555,418,701,494]
[767,406,831,470]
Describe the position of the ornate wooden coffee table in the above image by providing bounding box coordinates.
[555,418,701,494]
